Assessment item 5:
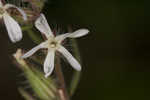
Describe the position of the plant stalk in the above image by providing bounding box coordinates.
[55,57,70,100]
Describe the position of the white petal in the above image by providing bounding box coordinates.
[4,4,27,20]
[68,29,89,38]
[55,33,70,43]
[44,50,55,78]
[3,14,22,43]
[35,14,53,38]
[57,46,81,71]
[21,42,47,58]
[0,1,3,7]
[55,29,89,43]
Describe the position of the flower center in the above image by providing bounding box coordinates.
[0,7,5,15]
[50,41,57,48]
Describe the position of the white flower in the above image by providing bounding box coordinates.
[22,14,89,77]
[0,1,27,43]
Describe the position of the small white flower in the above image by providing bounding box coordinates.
[22,14,89,77]
[0,1,27,43]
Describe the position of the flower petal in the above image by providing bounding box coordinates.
[56,29,89,43]
[35,14,53,38]
[44,50,55,78]
[68,29,89,38]
[21,42,47,58]
[3,14,22,43]
[0,1,3,7]
[4,4,27,20]
[57,46,81,71]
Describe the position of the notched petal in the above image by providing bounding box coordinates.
[69,29,89,38]
[57,46,81,71]
[21,42,46,58]
[3,14,22,43]
[0,1,3,7]
[4,4,27,20]
[55,29,89,43]
[35,14,53,38]
[44,51,55,77]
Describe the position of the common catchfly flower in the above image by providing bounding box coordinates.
[0,1,27,42]
[22,14,89,77]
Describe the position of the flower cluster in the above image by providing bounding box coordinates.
[4,1,89,77]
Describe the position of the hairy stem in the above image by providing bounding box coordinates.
[55,57,70,100]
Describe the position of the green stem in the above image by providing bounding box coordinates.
[26,29,43,44]
[55,57,70,100]
[22,25,43,44]
[69,39,82,96]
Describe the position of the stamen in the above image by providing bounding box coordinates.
[0,7,5,15]
[50,41,57,48]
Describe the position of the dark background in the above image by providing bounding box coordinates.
[0,0,150,100]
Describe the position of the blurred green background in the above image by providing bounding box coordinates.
[0,0,150,100]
